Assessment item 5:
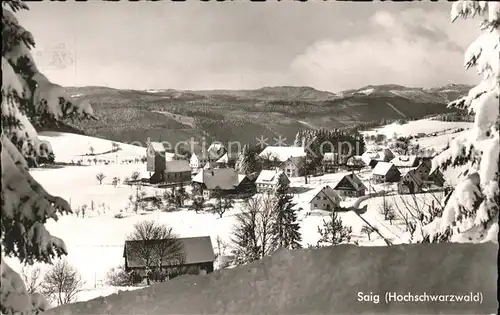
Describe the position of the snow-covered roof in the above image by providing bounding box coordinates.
[207,142,226,160]
[372,162,396,176]
[237,174,248,185]
[322,152,339,162]
[149,141,165,153]
[361,151,379,165]
[124,236,214,268]
[255,170,287,185]
[216,153,229,163]
[259,146,306,162]
[334,173,367,191]
[391,155,418,168]
[401,168,423,186]
[300,185,340,204]
[346,155,364,165]
[378,148,394,162]
[208,142,225,152]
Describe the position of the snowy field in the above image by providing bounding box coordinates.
[362,119,473,138]
[7,117,463,303]
[38,131,149,163]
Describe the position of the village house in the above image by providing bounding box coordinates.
[189,143,227,172]
[322,152,340,173]
[398,168,424,194]
[215,153,229,168]
[146,138,178,184]
[362,148,395,166]
[123,236,215,282]
[361,151,379,169]
[255,170,290,193]
[162,160,191,185]
[377,148,395,162]
[333,173,367,197]
[259,146,306,169]
[345,155,365,171]
[278,156,303,178]
[372,162,401,183]
[301,185,341,212]
[414,159,446,188]
[189,151,209,171]
[390,155,420,169]
[192,168,251,198]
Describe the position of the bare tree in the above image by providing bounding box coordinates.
[89,146,95,155]
[21,265,42,295]
[390,191,445,240]
[214,235,228,259]
[360,225,377,241]
[378,192,393,220]
[212,188,234,218]
[130,171,140,182]
[41,260,84,307]
[190,195,205,213]
[386,208,397,225]
[81,204,88,218]
[96,172,106,185]
[255,194,276,258]
[111,142,120,152]
[231,194,275,265]
[105,266,133,287]
[126,221,185,285]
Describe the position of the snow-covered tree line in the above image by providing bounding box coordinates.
[420,1,499,243]
[294,129,365,155]
[1,1,95,313]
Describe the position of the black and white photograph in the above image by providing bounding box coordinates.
[1,0,498,314]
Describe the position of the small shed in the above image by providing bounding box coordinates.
[123,236,215,280]
[372,162,401,183]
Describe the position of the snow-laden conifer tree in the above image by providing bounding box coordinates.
[1,1,94,313]
[270,175,302,250]
[420,1,499,243]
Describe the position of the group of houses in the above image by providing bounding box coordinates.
[145,138,445,198]
[124,139,448,284]
[361,148,445,194]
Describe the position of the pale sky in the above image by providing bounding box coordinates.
[17,1,481,92]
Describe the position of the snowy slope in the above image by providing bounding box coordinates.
[44,242,498,315]
[6,123,471,307]
[362,119,473,138]
[38,132,148,163]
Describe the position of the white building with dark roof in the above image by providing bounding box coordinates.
[298,185,340,212]
[255,170,290,193]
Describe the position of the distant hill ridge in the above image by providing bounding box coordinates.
[58,83,472,149]
[65,83,472,102]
